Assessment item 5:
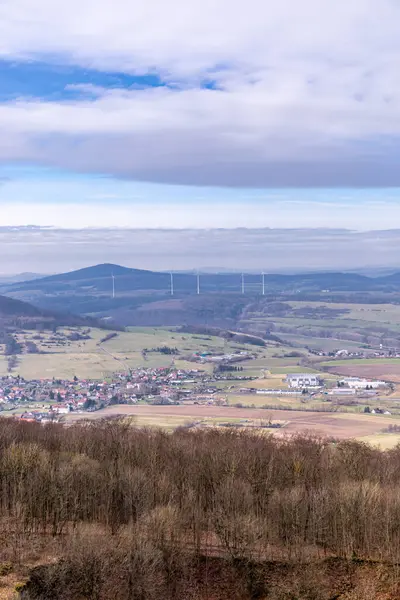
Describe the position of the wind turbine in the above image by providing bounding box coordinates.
[170,272,174,296]
[262,272,265,296]
[196,271,200,295]
[241,273,245,295]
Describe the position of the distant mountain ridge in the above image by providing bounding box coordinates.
[4,263,400,329]
[0,272,45,284]
[9,262,400,293]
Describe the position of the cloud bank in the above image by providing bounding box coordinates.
[2,198,400,230]
[3,227,400,275]
[1,0,400,186]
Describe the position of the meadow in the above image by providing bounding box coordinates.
[3,324,400,448]
[240,299,400,354]
[288,301,400,324]
[0,326,309,380]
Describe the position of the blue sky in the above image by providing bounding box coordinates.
[0,59,220,101]
[1,0,400,229]
[0,59,166,101]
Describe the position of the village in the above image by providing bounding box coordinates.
[0,359,394,424]
[0,366,221,422]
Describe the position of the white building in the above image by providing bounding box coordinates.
[327,388,356,395]
[52,405,71,414]
[339,378,387,389]
[285,374,321,388]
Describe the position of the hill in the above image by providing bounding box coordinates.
[4,263,400,334]
[0,293,117,331]
[34,263,139,283]
[7,263,174,295]
[0,294,43,317]
[0,272,44,284]
[8,263,400,296]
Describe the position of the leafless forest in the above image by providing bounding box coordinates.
[2,418,400,598]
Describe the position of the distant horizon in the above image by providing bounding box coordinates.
[3,169,400,231]
[3,226,400,275]
[2,258,400,280]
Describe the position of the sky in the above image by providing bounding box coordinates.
[4,227,400,276]
[0,227,400,275]
[1,0,400,270]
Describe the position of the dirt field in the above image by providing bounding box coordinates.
[67,404,400,439]
[325,363,400,382]
[357,433,400,449]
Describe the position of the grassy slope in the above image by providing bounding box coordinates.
[321,358,400,366]
[2,327,303,380]
[288,301,400,324]
[242,300,400,354]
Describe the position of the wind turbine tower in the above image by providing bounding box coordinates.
[170,272,174,296]
[262,272,265,296]
[197,271,200,295]
[241,273,245,295]
[111,273,115,299]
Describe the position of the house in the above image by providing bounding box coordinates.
[285,374,321,388]
[50,404,71,414]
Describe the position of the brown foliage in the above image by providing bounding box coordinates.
[1,418,400,598]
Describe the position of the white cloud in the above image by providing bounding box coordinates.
[1,0,399,77]
[0,0,400,185]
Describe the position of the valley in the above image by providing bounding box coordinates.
[2,265,400,451]
[1,320,400,448]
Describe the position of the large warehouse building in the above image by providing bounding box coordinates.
[285,374,321,388]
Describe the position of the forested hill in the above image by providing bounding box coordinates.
[0,294,117,330]
[5,264,400,330]
[7,263,400,295]
[0,294,44,317]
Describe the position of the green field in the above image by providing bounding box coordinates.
[239,300,400,354]
[3,323,391,409]
[277,333,368,352]
[226,392,353,411]
[320,358,400,367]
[1,327,309,380]
[288,302,400,324]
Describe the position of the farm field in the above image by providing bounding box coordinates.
[3,326,298,379]
[237,375,287,389]
[321,358,400,382]
[8,324,346,382]
[357,433,400,449]
[287,301,400,324]
[67,403,400,439]
[277,333,369,352]
[240,299,400,354]
[321,358,400,367]
[225,392,330,410]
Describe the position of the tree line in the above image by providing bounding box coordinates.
[2,419,400,598]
